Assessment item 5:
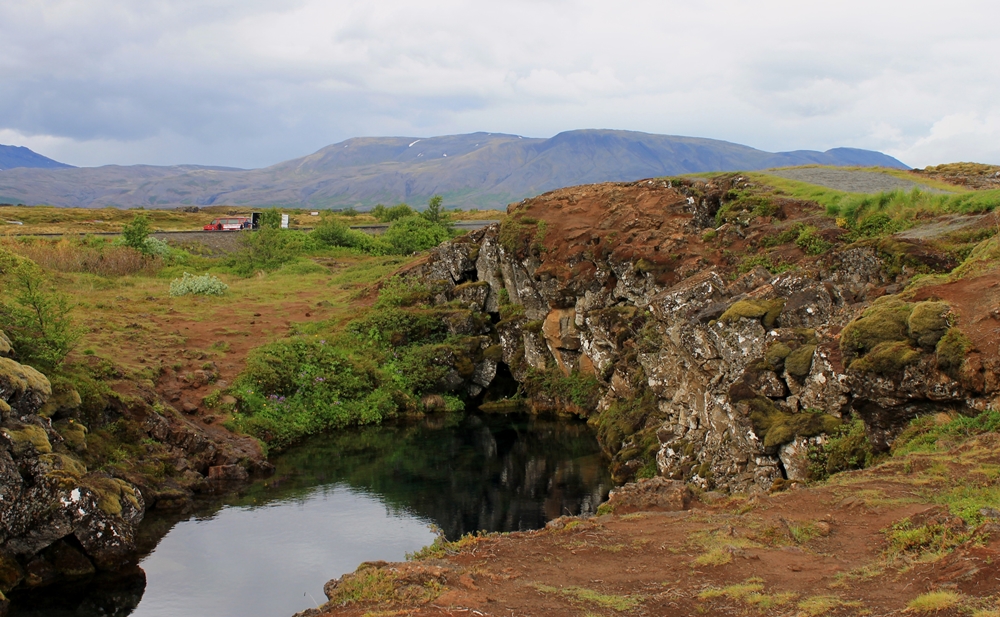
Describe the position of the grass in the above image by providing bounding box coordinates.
[532,583,644,611]
[906,590,962,612]
[698,578,797,610]
[796,595,862,616]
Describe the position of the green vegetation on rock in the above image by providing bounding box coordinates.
[747,398,841,449]
[720,298,785,328]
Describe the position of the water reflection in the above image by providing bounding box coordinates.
[10,413,611,617]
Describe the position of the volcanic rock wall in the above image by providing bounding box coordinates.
[404,178,1000,492]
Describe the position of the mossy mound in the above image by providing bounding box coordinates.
[762,343,792,369]
[2,423,52,454]
[840,296,913,359]
[935,327,972,377]
[720,298,785,328]
[747,398,841,449]
[849,341,922,376]
[40,452,87,488]
[53,419,87,451]
[80,475,141,516]
[785,344,817,377]
[907,301,951,349]
[38,386,82,419]
[0,356,53,413]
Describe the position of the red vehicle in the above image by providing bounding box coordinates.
[203,217,251,231]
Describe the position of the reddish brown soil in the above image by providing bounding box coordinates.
[314,434,1000,616]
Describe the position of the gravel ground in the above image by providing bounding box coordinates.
[767,168,948,194]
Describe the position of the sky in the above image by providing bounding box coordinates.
[1,0,999,169]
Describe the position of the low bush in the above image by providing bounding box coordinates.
[382,215,452,255]
[169,272,229,297]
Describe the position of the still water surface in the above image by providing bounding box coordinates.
[12,413,611,617]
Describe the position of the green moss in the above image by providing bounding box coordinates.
[0,357,53,403]
[784,345,817,377]
[806,416,875,480]
[907,301,951,349]
[935,327,972,376]
[80,476,140,516]
[849,340,921,375]
[40,452,87,487]
[839,295,913,359]
[523,319,544,334]
[763,343,792,369]
[482,345,504,362]
[2,424,52,454]
[720,299,785,328]
[747,398,842,449]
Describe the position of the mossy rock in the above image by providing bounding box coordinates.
[785,345,817,378]
[907,301,951,349]
[2,424,52,454]
[0,330,12,358]
[478,399,524,414]
[763,342,792,369]
[40,452,87,488]
[840,296,913,358]
[38,386,82,419]
[720,298,785,328]
[80,475,141,516]
[748,398,842,449]
[935,327,972,377]
[54,419,88,451]
[849,340,922,375]
[482,345,504,362]
[523,320,544,334]
[0,356,53,413]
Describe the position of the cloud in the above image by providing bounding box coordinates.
[1,0,999,167]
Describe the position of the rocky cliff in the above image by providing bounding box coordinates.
[401,176,1000,491]
[0,328,270,606]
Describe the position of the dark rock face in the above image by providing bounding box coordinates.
[0,337,145,594]
[402,179,998,492]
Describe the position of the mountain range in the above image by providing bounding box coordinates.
[0,130,907,209]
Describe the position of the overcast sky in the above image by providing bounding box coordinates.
[2,0,998,169]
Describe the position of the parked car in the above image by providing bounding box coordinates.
[203,217,251,231]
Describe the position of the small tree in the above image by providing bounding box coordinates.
[0,264,82,372]
[121,213,152,253]
[421,195,449,226]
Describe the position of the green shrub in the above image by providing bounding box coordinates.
[807,416,874,480]
[120,213,152,253]
[382,216,452,254]
[794,226,832,255]
[311,217,388,254]
[371,203,414,222]
[0,262,82,372]
[227,228,314,276]
[169,272,229,297]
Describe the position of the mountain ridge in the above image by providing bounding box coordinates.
[0,144,74,172]
[0,130,908,209]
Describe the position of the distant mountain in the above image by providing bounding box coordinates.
[0,130,908,209]
[0,144,73,172]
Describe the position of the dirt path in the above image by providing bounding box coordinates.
[767,168,948,194]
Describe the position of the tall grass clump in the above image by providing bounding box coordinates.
[0,236,163,277]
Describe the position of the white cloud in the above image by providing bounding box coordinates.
[1,0,999,167]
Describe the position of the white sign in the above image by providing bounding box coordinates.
[280,214,289,229]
